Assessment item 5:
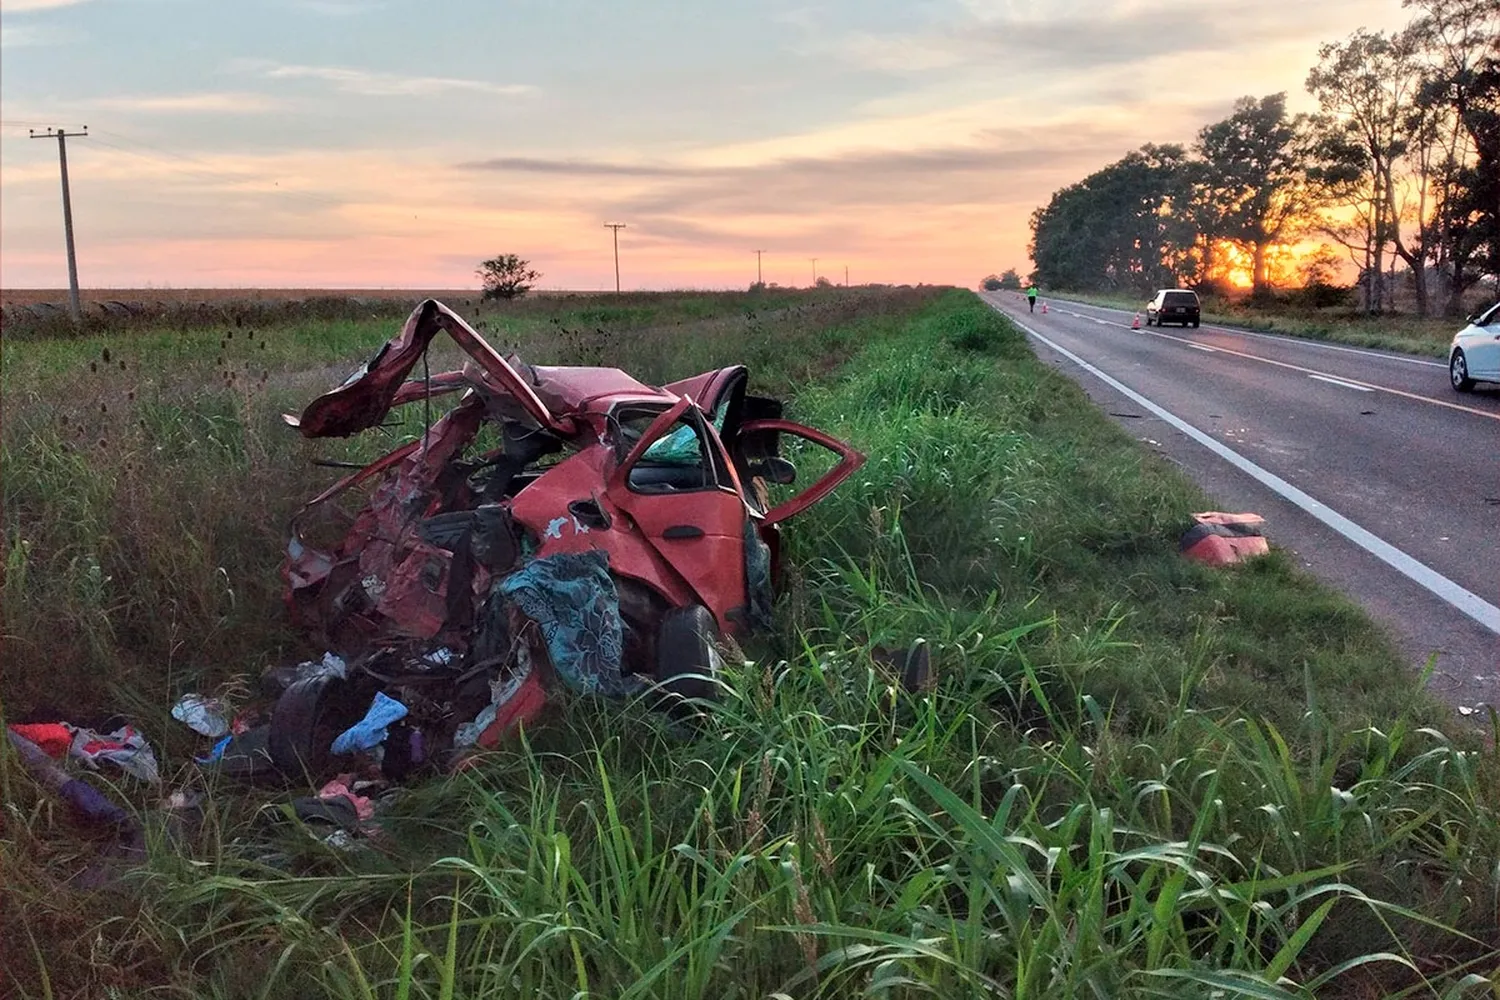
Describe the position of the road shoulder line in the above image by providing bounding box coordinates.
[996,304,1500,636]
[1047,296,1447,368]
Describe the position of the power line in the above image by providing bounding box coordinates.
[10,124,443,255]
[86,130,349,210]
[91,127,251,175]
[14,124,349,212]
[1,119,86,130]
[29,126,88,322]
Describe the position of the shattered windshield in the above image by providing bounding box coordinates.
[618,400,727,466]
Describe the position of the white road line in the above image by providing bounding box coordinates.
[1308,373,1374,392]
[1127,321,1500,423]
[1189,343,1218,353]
[1053,298,1447,368]
[1205,325,1447,369]
[1002,308,1500,637]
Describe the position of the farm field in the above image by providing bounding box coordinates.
[2,288,1497,998]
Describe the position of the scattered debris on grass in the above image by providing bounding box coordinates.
[1179,511,1270,566]
[7,298,872,846]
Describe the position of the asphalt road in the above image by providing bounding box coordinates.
[981,291,1500,714]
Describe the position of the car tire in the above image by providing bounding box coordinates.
[1191,319,1200,328]
[654,605,725,718]
[1450,349,1475,392]
[268,673,369,782]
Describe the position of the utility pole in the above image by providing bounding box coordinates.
[604,223,627,293]
[30,126,88,322]
[809,258,818,286]
[753,249,765,286]
[844,264,848,287]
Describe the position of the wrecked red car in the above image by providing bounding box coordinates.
[263,299,862,771]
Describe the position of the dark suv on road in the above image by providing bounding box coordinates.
[1146,289,1201,328]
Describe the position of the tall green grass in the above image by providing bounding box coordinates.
[0,288,920,719]
[3,291,1496,998]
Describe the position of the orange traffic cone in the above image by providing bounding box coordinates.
[1131,313,1141,330]
[1040,302,1049,314]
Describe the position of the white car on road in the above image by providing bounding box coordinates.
[1449,301,1500,392]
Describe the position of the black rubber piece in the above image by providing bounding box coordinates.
[267,673,369,782]
[216,725,278,783]
[655,605,723,715]
[900,640,932,694]
[291,795,360,831]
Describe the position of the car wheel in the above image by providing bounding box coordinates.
[1191,319,1200,328]
[268,672,370,782]
[1450,349,1475,392]
[654,605,725,718]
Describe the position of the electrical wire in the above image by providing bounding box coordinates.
[84,132,350,210]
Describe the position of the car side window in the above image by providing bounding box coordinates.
[616,407,733,495]
[1479,303,1500,329]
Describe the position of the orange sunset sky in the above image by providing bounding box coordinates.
[1,0,1411,292]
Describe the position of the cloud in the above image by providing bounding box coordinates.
[1,22,74,46]
[460,157,693,178]
[1,0,92,10]
[451,123,1138,270]
[462,125,1132,204]
[811,0,1400,77]
[90,92,281,114]
[249,61,535,98]
[284,0,383,14]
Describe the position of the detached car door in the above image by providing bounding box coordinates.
[735,419,864,526]
[606,399,751,630]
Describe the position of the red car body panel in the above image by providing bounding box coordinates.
[281,299,864,675]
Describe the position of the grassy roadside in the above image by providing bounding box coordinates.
[4,291,1497,998]
[1035,288,1459,357]
[0,288,909,718]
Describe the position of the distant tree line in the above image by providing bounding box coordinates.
[1027,0,1499,317]
[981,269,1022,291]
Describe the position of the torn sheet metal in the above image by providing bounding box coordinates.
[257,298,865,772]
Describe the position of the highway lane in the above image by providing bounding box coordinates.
[981,291,1499,713]
[1048,296,1500,421]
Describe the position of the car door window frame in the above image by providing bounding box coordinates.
[609,400,736,497]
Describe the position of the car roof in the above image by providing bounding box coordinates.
[521,364,663,414]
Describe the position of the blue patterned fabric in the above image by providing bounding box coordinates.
[497,551,641,698]
[743,519,773,630]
